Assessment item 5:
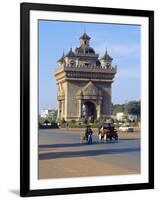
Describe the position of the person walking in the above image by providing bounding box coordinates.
[85,125,93,144]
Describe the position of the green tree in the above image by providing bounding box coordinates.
[112,101,141,118]
[52,109,57,121]
[38,115,45,124]
[126,101,140,116]
[112,104,124,115]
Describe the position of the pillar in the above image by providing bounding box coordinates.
[78,99,82,119]
[97,102,101,120]
[57,100,61,121]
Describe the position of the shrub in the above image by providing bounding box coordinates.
[82,117,88,124]
[70,120,76,124]
[51,122,59,128]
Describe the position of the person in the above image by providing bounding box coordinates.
[85,125,93,144]
[98,126,107,142]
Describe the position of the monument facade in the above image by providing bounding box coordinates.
[54,33,117,122]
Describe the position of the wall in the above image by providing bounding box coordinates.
[96,82,112,115]
[0,0,157,200]
[67,81,79,119]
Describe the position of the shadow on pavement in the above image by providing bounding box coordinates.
[39,147,140,160]
[38,141,120,150]
[39,139,139,150]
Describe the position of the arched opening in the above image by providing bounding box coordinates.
[82,101,96,122]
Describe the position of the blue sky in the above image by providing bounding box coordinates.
[39,20,140,110]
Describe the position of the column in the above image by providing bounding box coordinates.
[78,99,82,119]
[61,100,64,120]
[97,103,101,120]
[57,100,61,121]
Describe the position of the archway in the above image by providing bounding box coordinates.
[82,101,96,122]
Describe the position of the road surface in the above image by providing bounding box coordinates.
[38,128,140,179]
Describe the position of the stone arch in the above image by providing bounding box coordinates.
[82,100,96,121]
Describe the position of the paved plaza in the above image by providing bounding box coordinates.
[38,128,140,179]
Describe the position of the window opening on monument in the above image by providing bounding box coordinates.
[83,101,96,120]
[85,63,89,67]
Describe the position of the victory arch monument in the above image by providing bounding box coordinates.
[54,33,117,122]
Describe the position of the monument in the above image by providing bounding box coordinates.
[54,33,117,122]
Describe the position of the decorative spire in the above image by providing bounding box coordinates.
[80,32,91,40]
[65,47,75,57]
[105,48,107,54]
[83,26,87,35]
[100,49,113,61]
[57,51,65,62]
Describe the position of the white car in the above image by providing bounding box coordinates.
[119,124,134,132]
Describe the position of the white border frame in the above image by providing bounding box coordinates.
[30,10,149,190]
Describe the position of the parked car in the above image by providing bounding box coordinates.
[39,122,59,129]
[119,124,134,132]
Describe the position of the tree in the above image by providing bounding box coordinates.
[126,101,140,116]
[38,115,45,124]
[44,119,50,124]
[52,109,57,121]
[111,101,141,118]
[112,104,124,115]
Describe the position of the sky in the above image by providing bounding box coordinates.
[39,20,141,110]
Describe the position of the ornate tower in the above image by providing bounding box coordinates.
[54,33,117,122]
